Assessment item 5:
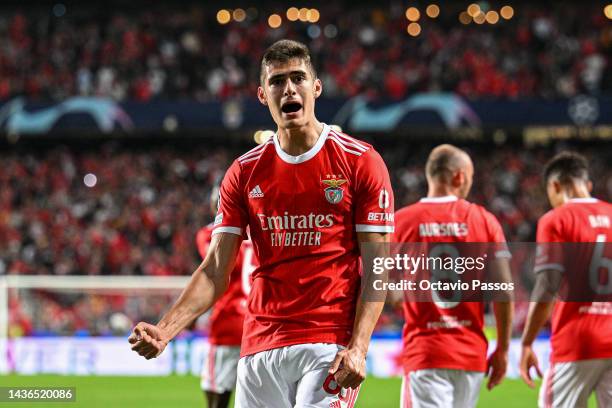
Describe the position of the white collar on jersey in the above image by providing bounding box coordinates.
[419,195,458,203]
[567,197,598,203]
[273,123,330,164]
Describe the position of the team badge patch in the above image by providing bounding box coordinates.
[322,176,347,205]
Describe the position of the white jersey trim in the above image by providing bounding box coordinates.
[273,124,330,164]
[240,155,264,165]
[356,224,395,233]
[329,130,369,151]
[238,140,273,164]
[239,138,272,159]
[328,136,363,156]
[212,226,242,236]
[419,195,458,203]
[567,198,598,204]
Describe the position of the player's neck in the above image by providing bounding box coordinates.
[562,186,591,202]
[277,121,324,156]
[426,186,460,199]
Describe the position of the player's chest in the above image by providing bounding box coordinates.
[244,162,353,216]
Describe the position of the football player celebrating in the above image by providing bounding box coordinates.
[129,39,394,408]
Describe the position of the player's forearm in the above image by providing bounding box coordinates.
[156,232,240,341]
[521,301,553,346]
[348,299,385,353]
[352,231,389,352]
[493,301,513,350]
[157,267,224,340]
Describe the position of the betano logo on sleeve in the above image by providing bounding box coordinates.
[368,188,393,221]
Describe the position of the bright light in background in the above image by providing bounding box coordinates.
[405,7,420,22]
[426,4,440,18]
[253,130,263,144]
[163,115,178,132]
[216,9,231,24]
[605,4,612,20]
[407,22,421,36]
[299,7,309,22]
[500,5,514,20]
[467,3,481,17]
[459,11,472,25]
[307,9,320,23]
[486,10,499,24]
[84,173,97,188]
[233,8,246,22]
[254,130,275,144]
[287,7,299,21]
[473,11,486,24]
[268,14,282,28]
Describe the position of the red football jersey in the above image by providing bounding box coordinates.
[197,225,255,346]
[213,125,394,357]
[394,196,508,373]
[534,197,612,363]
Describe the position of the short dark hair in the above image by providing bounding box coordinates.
[260,39,316,84]
[543,151,589,185]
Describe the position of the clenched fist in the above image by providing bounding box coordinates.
[128,322,169,360]
[328,346,367,389]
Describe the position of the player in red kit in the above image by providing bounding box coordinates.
[128,40,394,408]
[394,145,513,408]
[196,185,256,408]
[519,152,612,408]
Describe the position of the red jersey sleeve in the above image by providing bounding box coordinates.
[213,160,248,236]
[534,211,564,273]
[353,149,394,233]
[483,210,511,258]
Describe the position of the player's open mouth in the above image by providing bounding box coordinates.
[281,102,302,115]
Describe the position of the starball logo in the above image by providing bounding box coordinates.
[257,211,334,247]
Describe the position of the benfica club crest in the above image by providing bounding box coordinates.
[322,176,347,204]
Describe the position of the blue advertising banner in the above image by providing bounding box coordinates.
[0,93,611,135]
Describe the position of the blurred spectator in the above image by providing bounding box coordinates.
[1,140,610,336]
[0,144,229,277]
[0,2,610,102]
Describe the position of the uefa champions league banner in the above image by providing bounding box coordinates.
[0,94,610,135]
[0,337,550,378]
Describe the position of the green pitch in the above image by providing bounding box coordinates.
[1,375,596,407]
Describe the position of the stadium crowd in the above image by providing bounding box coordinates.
[0,2,610,102]
[2,142,611,336]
